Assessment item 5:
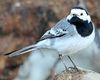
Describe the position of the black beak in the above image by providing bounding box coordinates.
[73,14,77,17]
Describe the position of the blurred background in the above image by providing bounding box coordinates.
[0,0,100,79]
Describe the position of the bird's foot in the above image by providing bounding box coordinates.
[68,67,79,72]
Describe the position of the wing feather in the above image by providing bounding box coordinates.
[40,17,75,41]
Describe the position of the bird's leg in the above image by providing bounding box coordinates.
[59,54,68,71]
[67,56,79,71]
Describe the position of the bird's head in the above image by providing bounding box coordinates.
[67,7,91,24]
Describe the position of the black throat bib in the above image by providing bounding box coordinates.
[68,16,93,37]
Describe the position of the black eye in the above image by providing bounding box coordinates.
[80,13,83,16]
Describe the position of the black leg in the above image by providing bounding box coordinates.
[59,54,68,70]
[67,56,78,71]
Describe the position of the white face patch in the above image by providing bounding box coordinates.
[67,9,91,23]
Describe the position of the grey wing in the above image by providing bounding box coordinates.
[40,17,76,41]
[40,30,66,41]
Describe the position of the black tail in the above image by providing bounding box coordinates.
[5,45,36,57]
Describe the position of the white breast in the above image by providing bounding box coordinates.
[51,27,95,56]
[36,27,95,56]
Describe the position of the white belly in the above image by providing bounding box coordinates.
[36,30,95,56]
[53,30,95,55]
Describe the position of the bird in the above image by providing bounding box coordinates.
[5,6,95,59]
